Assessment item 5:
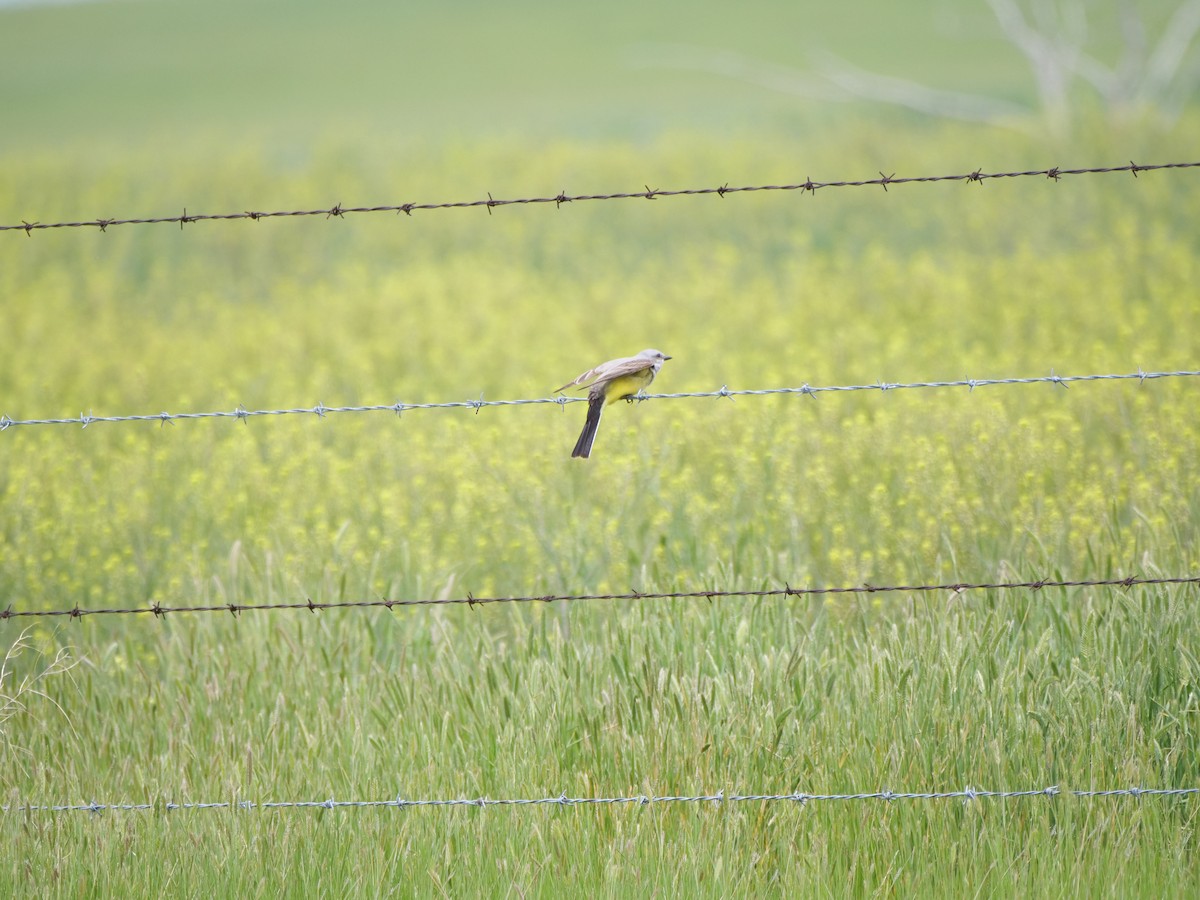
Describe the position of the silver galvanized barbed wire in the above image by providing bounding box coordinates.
[3,161,1198,234]
[1,574,1196,621]
[4,786,1195,814]
[1,368,1196,433]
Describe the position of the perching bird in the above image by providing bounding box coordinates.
[556,349,671,459]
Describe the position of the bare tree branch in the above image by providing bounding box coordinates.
[1143,0,1200,98]
[811,52,1029,123]
[628,1,1200,135]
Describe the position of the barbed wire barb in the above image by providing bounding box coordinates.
[2,160,1198,235]
[2,367,1196,433]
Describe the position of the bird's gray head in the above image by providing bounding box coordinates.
[638,349,672,363]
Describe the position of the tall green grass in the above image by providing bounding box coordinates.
[2,583,1198,895]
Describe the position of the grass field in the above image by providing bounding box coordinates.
[3,0,1200,896]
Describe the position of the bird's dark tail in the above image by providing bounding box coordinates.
[571,393,605,458]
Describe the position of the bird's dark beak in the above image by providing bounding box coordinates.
[664,355,673,360]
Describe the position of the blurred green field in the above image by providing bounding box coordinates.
[0,0,1047,149]
[3,0,1200,896]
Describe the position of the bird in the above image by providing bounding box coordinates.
[556,349,672,459]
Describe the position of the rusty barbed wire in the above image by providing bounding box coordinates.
[4,785,1195,815]
[3,160,1197,235]
[2,574,1195,622]
[2,367,1196,433]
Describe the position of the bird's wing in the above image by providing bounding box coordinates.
[555,366,603,393]
[555,354,648,392]
[589,356,657,385]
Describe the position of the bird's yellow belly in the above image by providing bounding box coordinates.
[603,370,654,405]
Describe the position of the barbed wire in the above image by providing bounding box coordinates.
[2,368,1196,433]
[5,785,1196,815]
[3,160,1197,236]
[2,574,1195,622]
